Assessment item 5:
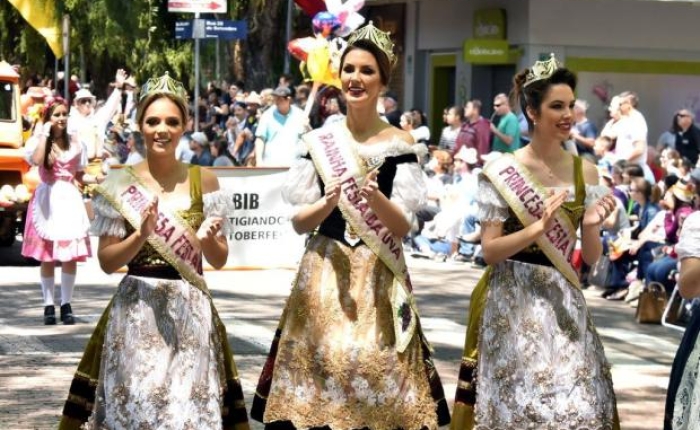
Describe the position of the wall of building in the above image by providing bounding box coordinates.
[415,0,529,51]
[529,0,700,53]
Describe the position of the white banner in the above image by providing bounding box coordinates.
[211,167,306,270]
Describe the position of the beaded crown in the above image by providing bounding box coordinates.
[524,53,562,87]
[139,72,188,103]
[347,21,396,66]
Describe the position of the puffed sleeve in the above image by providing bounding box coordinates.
[281,157,322,208]
[390,161,427,223]
[584,184,611,208]
[24,135,38,166]
[677,211,700,260]
[203,190,236,236]
[90,193,127,238]
[477,175,509,222]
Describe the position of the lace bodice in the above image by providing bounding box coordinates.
[282,136,427,245]
[91,165,233,269]
[477,156,609,257]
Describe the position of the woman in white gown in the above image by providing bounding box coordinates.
[59,73,249,430]
[664,210,700,429]
[451,55,620,429]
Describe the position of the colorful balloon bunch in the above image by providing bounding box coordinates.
[288,0,365,91]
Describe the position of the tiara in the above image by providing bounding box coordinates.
[139,72,188,103]
[524,53,562,87]
[347,21,396,66]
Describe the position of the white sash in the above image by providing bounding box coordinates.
[483,154,581,288]
[95,167,207,292]
[305,124,418,353]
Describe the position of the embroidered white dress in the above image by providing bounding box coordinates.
[670,211,700,430]
[59,166,249,430]
[471,173,618,429]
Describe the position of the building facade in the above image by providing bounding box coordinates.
[368,0,700,145]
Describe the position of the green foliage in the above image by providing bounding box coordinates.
[2,0,296,94]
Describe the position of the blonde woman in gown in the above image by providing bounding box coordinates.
[58,74,249,430]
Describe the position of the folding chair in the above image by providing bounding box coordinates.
[662,284,686,333]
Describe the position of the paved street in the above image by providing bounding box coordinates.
[0,238,682,430]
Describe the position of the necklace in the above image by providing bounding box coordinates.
[146,164,186,193]
[527,146,556,180]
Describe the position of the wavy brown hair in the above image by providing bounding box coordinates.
[41,97,69,170]
[511,67,577,133]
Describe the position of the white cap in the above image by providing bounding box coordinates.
[74,89,96,101]
[454,146,478,164]
[191,132,209,146]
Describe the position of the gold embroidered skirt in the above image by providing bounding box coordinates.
[252,234,450,429]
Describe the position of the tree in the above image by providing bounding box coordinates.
[235,0,289,90]
[1,0,301,95]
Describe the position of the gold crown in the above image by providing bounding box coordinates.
[139,72,188,103]
[524,53,562,87]
[347,21,396,66]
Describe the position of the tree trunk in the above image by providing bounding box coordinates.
[242,0,287,90]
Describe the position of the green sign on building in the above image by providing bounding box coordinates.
[463,39,510,64]
[473,8,506,40]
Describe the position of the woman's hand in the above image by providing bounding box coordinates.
[139,197,159,238]
[323,175,342,208]
[537,189,569,232]
[197,216,223,241]
[359,169,380,206]
[115,69,127,88]
[582,194,617,227]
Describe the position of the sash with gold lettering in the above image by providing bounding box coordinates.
[483,153,580,288]
[94,167,207,293]
[305,125,417,353]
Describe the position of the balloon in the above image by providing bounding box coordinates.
[312,11,341,39]
[288,37,315,63]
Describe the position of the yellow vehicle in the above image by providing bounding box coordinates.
[0,61,39,246]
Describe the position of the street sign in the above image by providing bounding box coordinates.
[168,0,226,14]
[175,20,248,40]
[175,21,193,39]
[204,20,248,40]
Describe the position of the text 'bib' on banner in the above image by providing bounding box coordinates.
[210,168,306,270]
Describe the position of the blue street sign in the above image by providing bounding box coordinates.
[204,20,247,40]
[175,21,193,40]
[175,20,247,40]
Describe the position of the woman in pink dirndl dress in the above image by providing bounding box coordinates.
[22,97,92,325]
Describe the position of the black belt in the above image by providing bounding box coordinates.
[127,265,182,280]
[510,252,554,267]
[317,225,365,248]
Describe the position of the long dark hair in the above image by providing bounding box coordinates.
[41,97,69,170]
[511,67,577,133]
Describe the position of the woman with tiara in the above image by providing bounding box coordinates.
[58,73,249,430]
[251,23,450,429]
[451,55,620,429]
